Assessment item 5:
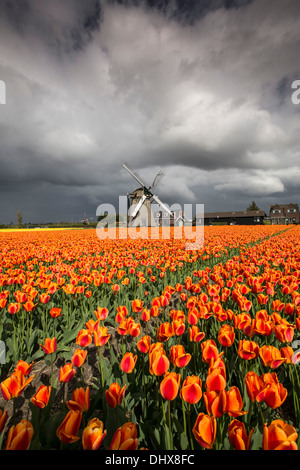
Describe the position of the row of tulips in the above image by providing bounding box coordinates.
[0,224,300,450]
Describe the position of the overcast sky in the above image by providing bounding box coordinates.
[0,0,300,224]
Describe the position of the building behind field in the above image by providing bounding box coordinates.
[193,210,266,226]
[269,203,300,225]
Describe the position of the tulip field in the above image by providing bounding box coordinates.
[1,224,300,450]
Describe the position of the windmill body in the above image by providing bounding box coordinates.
[123,162,172,227]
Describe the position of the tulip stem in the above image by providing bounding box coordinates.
[50,353,54,388]
[98,347,104,388]
[188,404,194,450]
[258,402,265,426]
[12,397,16,426]
[182,399,187,437]
[168,401,173,450]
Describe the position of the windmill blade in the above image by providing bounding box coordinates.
[123,162,147,188]
[152,194,173,216]
[131,194,147,218]
[149,170,164,190]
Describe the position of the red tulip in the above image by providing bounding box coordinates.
[120,352,137,374]
[180,375,202,404]
[160,372,181,401]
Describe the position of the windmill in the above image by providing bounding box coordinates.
[123,162,173,227]
[81,211,94,226]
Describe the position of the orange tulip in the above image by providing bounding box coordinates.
[203,390,227,418]
[201,339,220,364]
[82,418,107,450]
[56,410,82,444]
[39,293,50,304]
[192,413,217,449]
[0,298,7,308]
[23,299,37,312]
[187,308,199,326]
[157,322,174,342]
[14,360,33,376]
[171,319,185,336]
[274,324,295,343]
[40,337,57,355]
[259,345,286,369]
[149,348,170,376]
[94,307,109,321]
[253,318,274,337]
[189,325,205,343]
[0,408,8,434]
[180,375,202,404]
[1,370,34,401]
[169,344,191,368]
[93,326,111,347]
[49,307,62,318]
[137,335,151,354]
[256,378,288,409]
[140,308,151,322]
[59,363,76,383]
[245,371,264,402]
[160,372,181,401]
[120,352,137,374]
[228,419,254,450]
[233,312,252,330]
[205,367,227,392]
[132,299,144,313]
[117,317,132,336]
[71,348,87,367]
[272,299,285,312]
[31,385,51,409]
[7,302,21,314]
[263,420,298,450]
[5,420,34,450]
[238,340,260,360]
[109,422,139,450]
[105,382,126,408]
[226,386,248,417]
[128,321,141,338]
[67,387,90,412]
[76,329,92,347]
[218,324,235,347]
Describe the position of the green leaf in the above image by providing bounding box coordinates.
[29,348,44,362]
[173,415,189,450]
[250,424,263,450]
[39,410,65,449]
[60,324,82,345]
[0,428,5,450]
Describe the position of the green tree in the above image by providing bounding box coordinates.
[246,201,260,211]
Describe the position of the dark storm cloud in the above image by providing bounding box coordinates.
[0,0,300,223]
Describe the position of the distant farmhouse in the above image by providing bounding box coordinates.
[154,209,191,227]
[193,210,266,226]
[193,203,300,226]
[269,203,300,225]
